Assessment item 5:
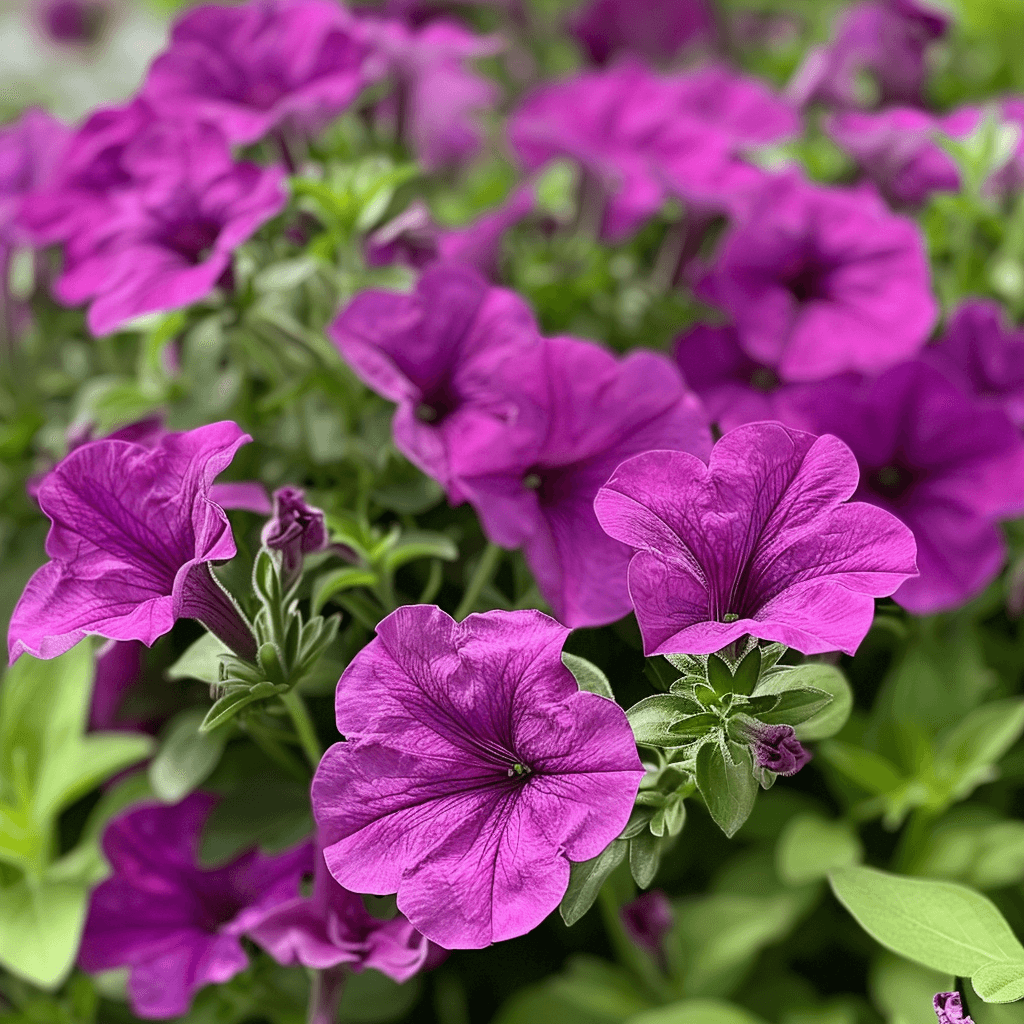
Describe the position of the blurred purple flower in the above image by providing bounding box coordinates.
[79,794,311,1019]
[934,992,974,1024]
[365,200,440,269]
[928,299,1024,428]
[621,890,674,965]
[328,263,544,502]
[312,605,643,948]
[53,121,286,336]
[249,837,430,979]
[594,422,917,656]
[789,0,948,109]
[567,0,715,66]
[261,486,328,591]
[142,0,372,146]
[699,173,937,381]
[826,106,978,206]
[778,361,1024,614]
[89,639,145,732]
[463,335,711,628]
[38,0,111,45]
[8,422,256,663]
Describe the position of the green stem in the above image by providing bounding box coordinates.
[308,966,347,1024]
[455,543,503,620]
[281,689,322,769]
[597,873,670,1001]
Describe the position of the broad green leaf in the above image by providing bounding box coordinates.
[869,953,953,1024]
[312,567,380,614]
[755,665,851,740]
[695,741,757,838]
[629,999,768,1024]
[776,813,862,885]
[166,633,232,685]
[754,687,832,727]
[149,709,230,803]
[829,866,1024,988]
[0,876,89,989]
[628,695,707,748]
[563,653,615,700]
[560,840,627,927]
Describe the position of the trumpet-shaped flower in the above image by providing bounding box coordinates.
[8,421,255,663]
[312,606,644,949]
[594,422,917,655]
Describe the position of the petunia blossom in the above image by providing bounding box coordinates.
[248,835,431,979]
[593,422,918,656]
[312,605,644,949]
[460,334,711,628]
[8,421,256,663]
[698,173,937,381]
[774,361,1024,615]
[743,722,811,776]
[927,299,1024,428]
[78,793,311,1019]
[142,0,372,146]
[53,120,286,336]
[328,263,544,502]
[934,992,974,1024]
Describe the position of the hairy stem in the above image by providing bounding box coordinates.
[280,688,322,770]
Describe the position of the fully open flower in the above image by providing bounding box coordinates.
[699,173,936,381]
[594,422,917,656]
[78,794,311,1019]
[142,0,372,145]
[8,421,255,663]
[312,605,644,949]
[248,836,430,979]
[53,120,286,336]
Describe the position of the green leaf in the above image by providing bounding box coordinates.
[629,999,768,1024]
[668,713,722,738]
[706,654,734,695]
[560,840,627,927]
[695,741,757,838]
[338,969,421,1023]
[869,953,953,1024]
[563,653,615,700]
[754,687,833,727]
[775,813,862,885]
[731,647,762,697]
[754,664,850,738]
[629,830,662,889]
[149,709,230,803]
[628,695,709,747]
[166,633,232,685]
[829,866,1024,993]
[311,567,380,614]
[974,963,1024,1004]
[380,531,458,573]
[937,699,1024,802]
[0,876,89,989]
[819,741,905,795]
[200,682,289,732]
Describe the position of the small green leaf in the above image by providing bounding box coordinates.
[706,654,734,695]
[381,531,458,573]
[974,963,1024,1004]
[166,633,232,685]
[732,647,762,697]
[628,695,709,747]
[755,664,852,741]
[668,713,722,739]
[754,686,833,727]
[629,830,662,889]
[695,741,757,838]
[149,709,230,803]
[200,682,288,732]
[312,567,380,614]
[562,653,614,700]
[560,840,627,927]
[775,813,862,885]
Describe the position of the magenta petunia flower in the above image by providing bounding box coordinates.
[593,422,917,656]
[934,992,974,1024]
[328,263,544,502]
[142,0,372,146]
[775,361,1024,615]
[461,335,711,628]
[788,0,948,110]
[261,486,328,591]
[826,106,977,207]
[312,606,644,949]
[8,421,256,663]
[248,836,430,979]
[78,794,311,1019]
[698,173,937,381]
[567,0,714,66]
[928,299,1024,429]
[53,120,286,336]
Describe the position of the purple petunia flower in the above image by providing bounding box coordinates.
[53,120,286,336]
[312,606,644,949]
[567,0,714,67]
[593,422,917,656]
[743,722,812,776]
[248,836,431,979]
[698,173,937,381]
[89,639,145,732]
[788,0,948,110]
[934,992,974,1024]
[261,487,328,592]
[620,890,674,966]
[142,0,372,146]
[78,794,311,1019]
[8,421,256,664]
[775,361,1024,615]
[927,299,1024,428]
[826,106,977,207]
[328,263,544,502]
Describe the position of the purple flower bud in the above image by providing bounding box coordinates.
[749,723,811,776]
[621,890,674,966]
[261,487,328,591]
[39,0,110,45]
[934,992,974,1024]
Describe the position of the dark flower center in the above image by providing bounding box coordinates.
[749,366,780,392]
[869,463,916,503]
[507,761,532,778]
[784,262,830,304]
[160,218,223,265]
[416,380,460,424]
